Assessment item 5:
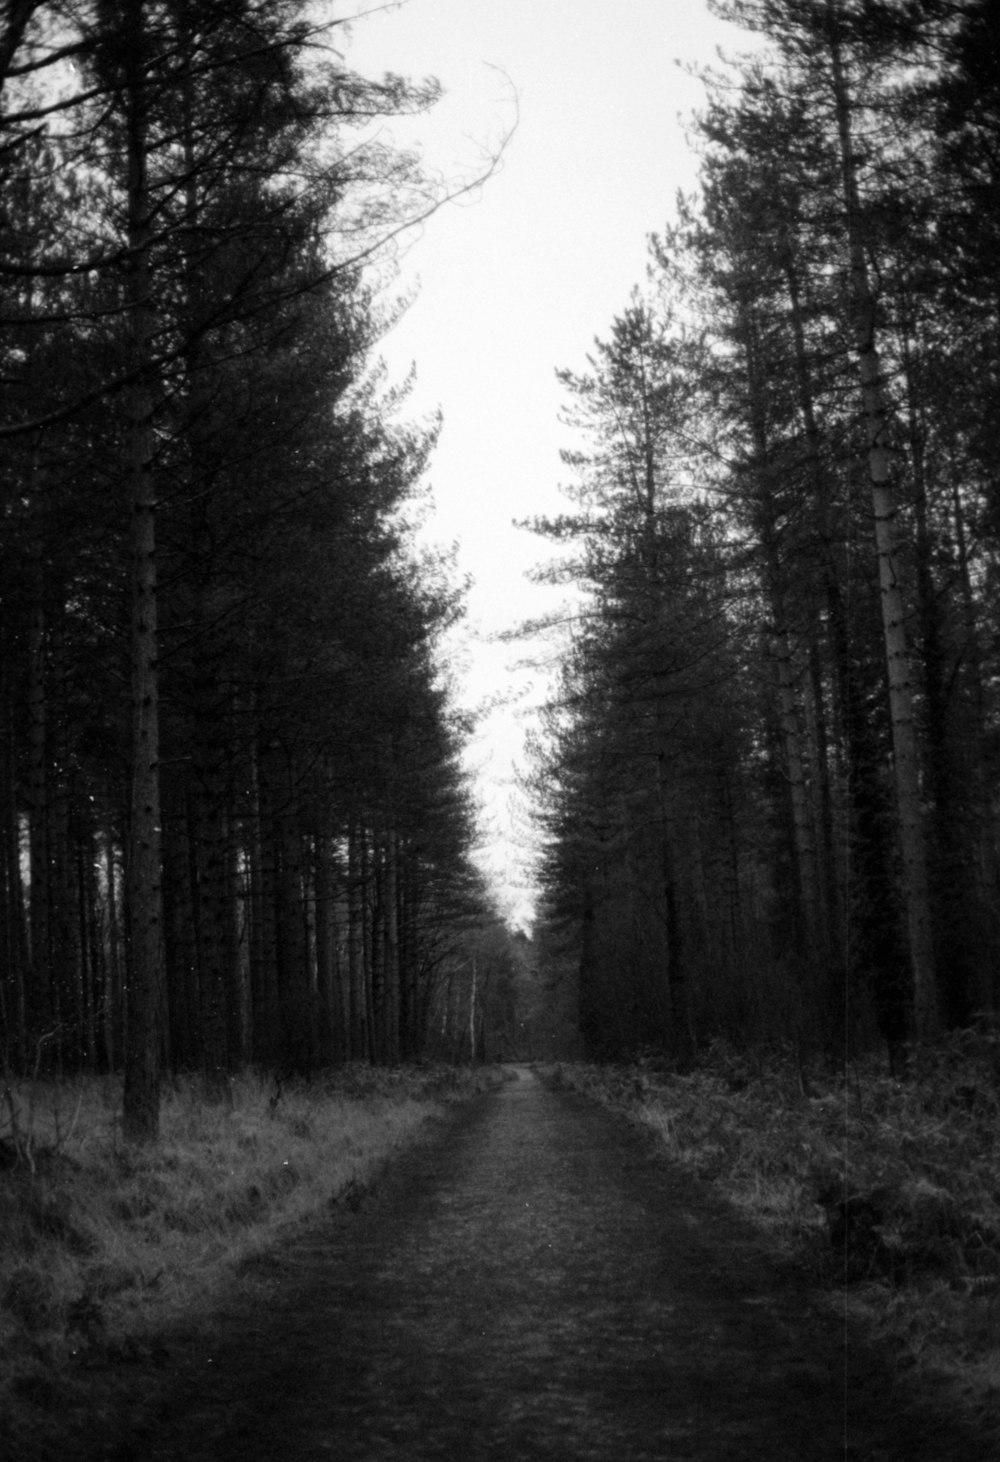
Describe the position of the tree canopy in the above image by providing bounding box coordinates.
[527,0,1000,1066]
[0,0,506,1136]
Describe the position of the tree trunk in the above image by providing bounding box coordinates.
[655,747,692,1063]
[0,677,29,1069]
[27,586,52,1041]
[738,293,824,984]
[826,2,938,1042]
[247,732,280,1068]
[100,827,122,1073]
[347,820,368,1060]
[467,954,477,1063]
[381,830,401,1063]
[900,320,975,1026]
[122,0,164,1142]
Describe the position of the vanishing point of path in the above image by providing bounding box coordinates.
[82,1070,988,1461]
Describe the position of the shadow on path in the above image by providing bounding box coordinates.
[80,1070,992,1460]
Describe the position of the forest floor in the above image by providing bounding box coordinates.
[551,1040,1000,1435]
[6,1066,997,1460]
[0,1063,500,1460]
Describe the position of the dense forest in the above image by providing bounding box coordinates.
[5,0,998,1140]
[0,1,530,1138]
[528,0,1000,1069]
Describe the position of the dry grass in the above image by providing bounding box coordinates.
[0,1063,498,1416]
[546,1033,1000,1416]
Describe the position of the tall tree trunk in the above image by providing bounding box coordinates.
[783,243,851,1001]
[99,827,122,1072]
[769,618,822,961]
[900,319,974,1025]
[347,820,368,1060]
[784,243,903,1052]
[312,831,338,1062]
[247,732,280,1068]
[826,3,938,1041]
[48,621,75,1071]
[190,767,231,1092]
[122,0,164,1142]
[179,44,233,1096]
[397,844,419,1059]
[27,586,52,1040]
[948,471,998,965]
[803,631,839,989]
[738,293,825,986]
[360,825,377,1061]
[77,826,99,1069]
[655,746,692,1063]
[0,676,28,1069]
[276,756,311,1070]
[380,830,401,1063]
[467,953,477,1063]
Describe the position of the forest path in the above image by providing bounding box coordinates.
[86,1069,984,1461]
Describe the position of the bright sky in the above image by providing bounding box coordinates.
[341,0,754,928]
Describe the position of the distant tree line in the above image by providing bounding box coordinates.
[527,0,1000,1067]
[0,0,502,1137]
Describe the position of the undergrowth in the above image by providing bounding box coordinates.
[546,1030,1000,1416]
[0,1061,499,1437]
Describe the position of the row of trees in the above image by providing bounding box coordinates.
[527,0,1000,1066]
[0,2,503,1136]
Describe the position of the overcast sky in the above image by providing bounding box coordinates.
[340,0,755,926]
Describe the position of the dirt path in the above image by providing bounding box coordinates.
[61,1070,991,1460]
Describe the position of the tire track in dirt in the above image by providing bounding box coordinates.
[79,1069,990,1460]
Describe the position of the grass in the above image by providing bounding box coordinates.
[0,1061,500,1441]
[545,1032,1000,1424]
